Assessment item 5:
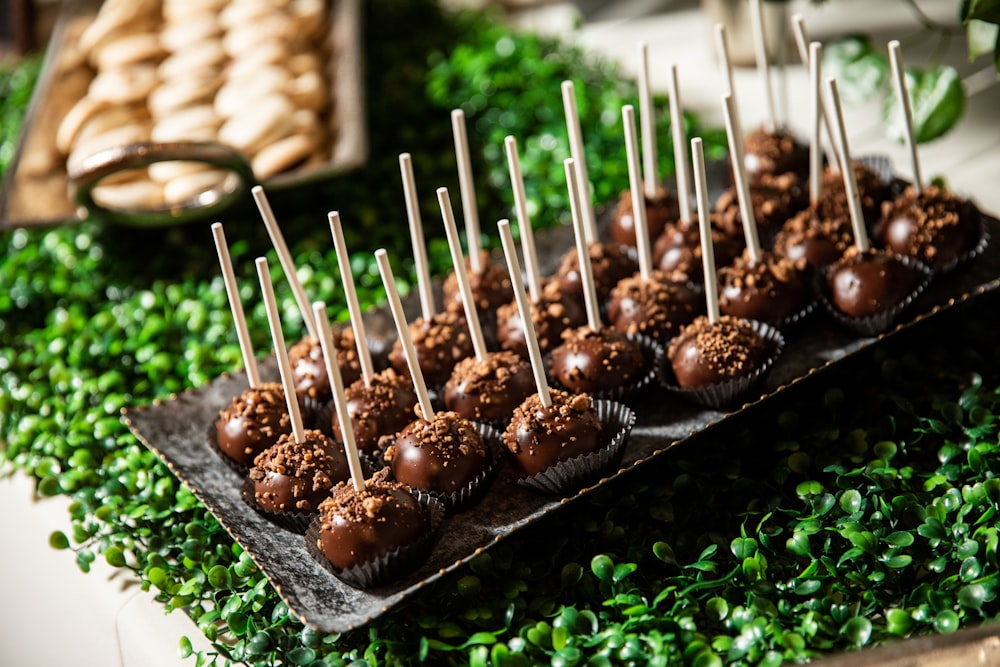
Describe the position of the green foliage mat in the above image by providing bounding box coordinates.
[2,2,1000,665]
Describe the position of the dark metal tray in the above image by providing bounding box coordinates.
[123,208,1000,633]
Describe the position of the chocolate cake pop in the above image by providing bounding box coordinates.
[719,249,809,324]
[607,272,701,341]
[818,162,890,225]
[504,389,603,477]
[742,126,809,183]
[249,429,349,513]
[877,184,982,271]
[714,171,808,241]
[330,368,417,455]
[442,252,514,315]
[554,241,638,301]
[288,327,361,405]
[610,187,678,248]
[653,217,744,284]
[316,467,430,572]
[669,315,770,389]
[773,207,853,269]
[388,311,474,388]
[215,382,294,468]
[496,281,587,357]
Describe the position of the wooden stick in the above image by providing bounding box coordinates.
[714,23,736,99]
[255,257,306,444]
[888,40,923,193]
[825,77,870,251]
[251,185,318,341]
[498,220,551,408]
[328,211,375,387]
[564,158,602,332]
[623,105,653,280]
[399,153,436,320]
[437,187,489,361]
[667,63,692,224]
[374,249,436,422]
[313,301,365,493]
[691,139,720,324]
[561,80,598,244]
[721,94,762,263]
[451,109,483,274]
[211,223,260,388]
[808,42,823,207]
[791,14,839,170]
[504,135,542,303]
[749,0,778,132]
[637,41,658,198]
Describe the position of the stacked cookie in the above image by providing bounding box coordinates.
[57,0,332,210]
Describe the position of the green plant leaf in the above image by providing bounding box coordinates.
[883,65,965,143]
[823,36,889,104]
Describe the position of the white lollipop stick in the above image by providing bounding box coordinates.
[825,77,870,251]
[498,220,551,408]
[437,187,489,361]
[667,63,692,223]
[623,105,654,280]
[808,42,824,206]
[251,186,318,341]
[451,109,483,274]
[212,223,261,388]
[692,139,720,324]
[721,94,762,263]
[714,23,737,99]
[374,249,436,422]
[328,211,375,387]
[750,0,778,132]
[255,257,306,444]
[561,80,598,244]
[888,40,923,193]
[504,135,542,303]
[565,158,602,332]
[637,41,658,198]
[313,301,366,493]
[399,153,436,320]
[792,14,839,170]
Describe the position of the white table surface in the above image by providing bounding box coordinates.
[3,1,998,664]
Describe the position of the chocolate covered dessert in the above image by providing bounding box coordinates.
[714,172,807,241]
[248,429,350,514]
[444,351,535,423]
[653,218,743,285]
[826,246,924,319]
[388,310,474,388]
[609,186,678,248]
[719,250,809,324]
[549,327,647,395]
[773,207,853,269]
[289,327,362,405]
[330,368,418,455]
[442,252,514,315]
[215,382,294,468]
[496,281,587,357]
[316,468,430,572]
[817,162,890,225]
[876,184,982,271]
[606,271,701,342]
[668,315,769,390]
[382,411,492,495]
[503,389,603,478]
[554,242,638,301]
[742,126,809,182]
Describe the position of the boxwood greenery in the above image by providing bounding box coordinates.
[2,2,999,665]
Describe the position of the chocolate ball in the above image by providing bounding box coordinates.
[714,171,807,242]
[876,184,981,270]
[289,328,361,404]
[444,351,535,423]
[773,207,853,269]
[331,368,417,455]
[442,252,514,314]
[383,411,491,494]
[550,327,646,394]
[503,389,604,477]
[609,187,678,247]
[215,382,293,467]
[554,242,638,301]
[389,310,474,388]
[719,249,809,323]
[653,217,744,285]
[249,429,350,513]
[818,162,890,225]
[607,271,701,342]
[317,468,429,571]
[742,126,809,182]
[827,247,922,319]
[496,281,587,357]
[668,315,769,389]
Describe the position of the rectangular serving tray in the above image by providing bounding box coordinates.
[124,204,1000,633]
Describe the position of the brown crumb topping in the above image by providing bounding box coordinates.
[383,411,488,462]
[505,389,602,453]
[878,184,978,263]
[668,315,766,378]
[218,382,291,435]
[318,468,422,525]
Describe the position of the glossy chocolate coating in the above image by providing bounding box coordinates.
[249,429,350,513]
[877,184,980,270]
[444,351,535,423]
[389,311,474,387]
[742,126,809,182]
[550,327,646,394]
[330,368,418,454]
[383,411,490,494]
[668,315,768,389]
[773,208,852,269]
[442,253,514,314]
[215,382,293,467]
[714,171,807,241]
[289,329,361,403]
[653,218,743,285]
[719,250,808,323]
[609,187,678,247]
[317,469,429,571]
[555,242,638,301]
[607,271,701,342]
[496,282,587,356]
[828,248,921,318]
[503,389,604,477]
[818,162,890,225]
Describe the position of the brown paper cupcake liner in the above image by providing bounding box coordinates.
[305,491,446,589]
[818,255,934,336]
[512,399,636,495]
[659,320,786,409]
[240,476,318,534]
[932,210,990,276]
[545,332,664,402]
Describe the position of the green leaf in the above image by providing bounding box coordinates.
[850,531,878,554]
[967,19,1000,61]
[884,554,913,569]
[934,610,961,633]
[883,65,965,144]
[105,545,126,568]
[963,0,1000,23]
[731,537,758,559]
[48,530,70,550]
[886,531,915,547]
[841,617,873,646]
[591,555,614,582]
[823,36,889,104]
[840,490,863,514]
